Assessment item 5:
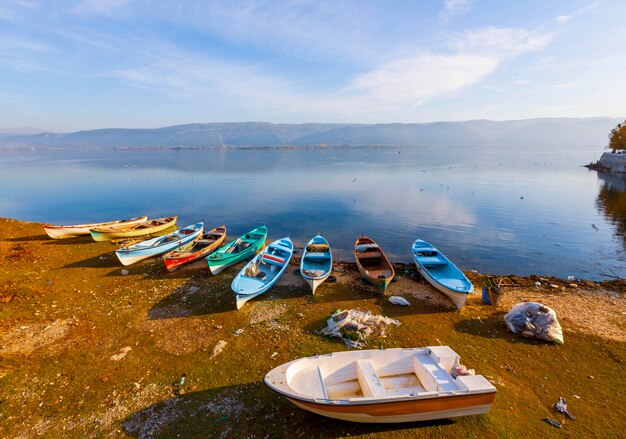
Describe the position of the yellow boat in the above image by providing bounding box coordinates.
[90,216,178,242]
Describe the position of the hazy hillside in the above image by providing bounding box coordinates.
[0,118,621,148]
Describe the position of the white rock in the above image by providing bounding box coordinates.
[388,296,411,306]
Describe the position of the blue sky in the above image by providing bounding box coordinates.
[0,0,624,131]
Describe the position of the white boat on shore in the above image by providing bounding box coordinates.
[264,346,496,423]
[43,216,147,239]
[411,239,474,309]
[300,234,332,294]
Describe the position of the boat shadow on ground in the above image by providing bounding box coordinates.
[60,252,120,269]
[4,234,50,242]
[121,381,455,438]
[453,312,543,344]
[4,233,93,245]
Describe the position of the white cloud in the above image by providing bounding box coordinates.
[349,54,497,103]
[449,27,552,56]
[440,0,472,19]
[514,79,531,85]
[348,27,550,105]
[556,14,573,23]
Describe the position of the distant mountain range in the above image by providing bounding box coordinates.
[0,117,621,148]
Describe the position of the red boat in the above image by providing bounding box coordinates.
[163,225,226,271]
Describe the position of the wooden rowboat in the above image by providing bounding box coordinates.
[231,237,293,309]
[411,239,474,309]
[115,222,203,266]
[162,225,227,271]
[90,216,177,242]
[207,225,267,275]
[43,216,147,239]
[354,235,394,293]
[264,346,496,423]
[300,234,332,295]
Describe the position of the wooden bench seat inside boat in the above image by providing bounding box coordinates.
[418,256,447,266]
[357,252,383,260]
[305,252,330,260]
[356,360,387,397]
[413,355,459,392]
[196,239,216,245]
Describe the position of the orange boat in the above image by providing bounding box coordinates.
[162,225,226,271]
[354,235,395,293]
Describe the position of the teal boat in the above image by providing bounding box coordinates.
[207,225,267,274]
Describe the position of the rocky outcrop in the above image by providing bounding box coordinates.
[597,152,626,173]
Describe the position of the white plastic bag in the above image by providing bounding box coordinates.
[504,302,564,345]
[320,309,400,348]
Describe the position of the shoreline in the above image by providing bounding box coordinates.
[0,217,624,437]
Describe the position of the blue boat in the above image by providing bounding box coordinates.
[231,237,293,309]
[411,239,473,309]
[300,234,332,294]
[115,222,203,266]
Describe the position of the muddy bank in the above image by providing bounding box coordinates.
[0,217,624,438]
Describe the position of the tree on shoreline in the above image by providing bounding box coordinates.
[609,120,626,151]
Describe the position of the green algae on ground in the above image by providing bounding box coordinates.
[0,218,624,438]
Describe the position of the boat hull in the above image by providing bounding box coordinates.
[115,223,202,266]
[415,264,468,309]
[288,393,494,423]
[163,226,226,271]
[354,236,394,294]
[43,216,147,239]
[264,346,497,424]
[232,237,293,309]
[300,235,332,295]
[90,217,177,242]
[207,226,267,275]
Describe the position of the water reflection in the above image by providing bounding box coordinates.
[596,171,626,246]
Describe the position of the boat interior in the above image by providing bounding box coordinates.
[131,217,175,230]
[302,242,331,278]
[285,347,493,401]
[355,242,392,279]
[244,241,291,282]
[413,247,471,291]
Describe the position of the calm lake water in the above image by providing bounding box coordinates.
[1,146,624,279]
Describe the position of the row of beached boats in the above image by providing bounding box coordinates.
[43,216,493,423]
[43,216,474,309]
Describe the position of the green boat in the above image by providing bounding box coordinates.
[207,225,267,274]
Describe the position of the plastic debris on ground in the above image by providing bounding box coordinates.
[209,340,227,360]
[544,417,562,428]
[555,397,576,420]
[450,364,475,378]
[388,296,410,306]
[319,309,400,349]
[504,302,564,344]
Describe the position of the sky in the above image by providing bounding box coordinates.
[0,0,625,132]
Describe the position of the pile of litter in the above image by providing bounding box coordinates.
[320,309,400,348]
[504,302,564,344]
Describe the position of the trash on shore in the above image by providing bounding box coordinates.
[110,346,132,361]
[555,397,576,420]
[233,328,244,336]
[388,296,410,306]
[544,417,562,428]
[504,302,564,344]
[209,340,227,359]
[120,269,129,276]
[319,309,400,349]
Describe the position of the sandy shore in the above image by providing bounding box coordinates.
[0,217,624,438]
